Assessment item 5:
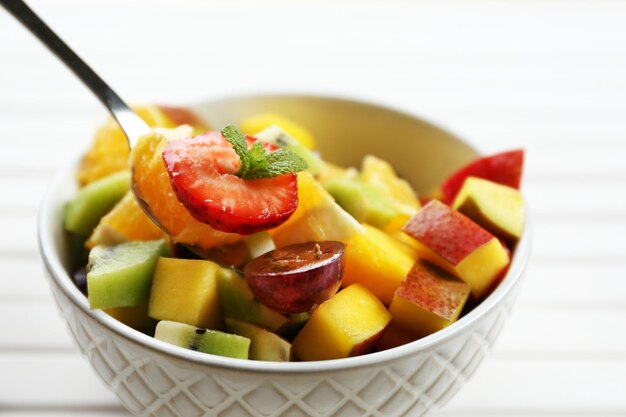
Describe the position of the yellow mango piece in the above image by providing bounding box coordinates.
[148,258,223,330]
[293,284,391,361]
[343,224,418,306]
[270,172,364,247]
[240,113,316,149]
[452,176,524,242]
[77,105,177,186]
[86,191,167,249]
[389,260,470,338]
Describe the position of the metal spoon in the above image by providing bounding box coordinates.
[1,0,197,253]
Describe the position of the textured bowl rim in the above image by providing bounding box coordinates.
[38,92,531,375]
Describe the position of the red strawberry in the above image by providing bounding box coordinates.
[441,149,524,205]
[162,131,298,235]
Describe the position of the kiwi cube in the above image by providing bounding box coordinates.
[87,239,169,310]
[64,170,131,236]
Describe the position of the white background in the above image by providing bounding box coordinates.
[1,1,625,416]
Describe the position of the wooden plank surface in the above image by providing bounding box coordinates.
[1,0,625,416]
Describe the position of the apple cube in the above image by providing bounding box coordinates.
[402,200,510,299]
[452,176,524,243]
[293,284,392,361]
[374,324,418,352]
[343,224,418,306]
[389,260,471,338]
[441,149,524,204]
[149,258,224,330]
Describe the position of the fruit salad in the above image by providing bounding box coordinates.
[64,105,525,362]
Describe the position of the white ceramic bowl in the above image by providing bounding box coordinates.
[39,94,530,417]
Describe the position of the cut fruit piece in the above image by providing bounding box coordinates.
[324,178,397,229]
[244,231,275,259]
[155,320,250,359]
[277,312,310,340]
[130,127,244,250]
[343,224,418,306]
[244,241,345,314]
[293,284,391,361]
[254,125,324,175]
[270,172,365,247]
[441,149,524,204]
[148,258,223,330]
[217,268,288,332]
[76,105,178,186]
[360,155,421,217]
[452,177,525,243]
[162,132,298,234]
[374,324,417,352]
[64,171,131,236]
[104,304,157,334]
[389,260,471,338]
[317,161,358,186]
[86,240,169,310]
[226,319,292,362]
[86,191,167,249]
[240,113,316,149]
[402,200,510,299]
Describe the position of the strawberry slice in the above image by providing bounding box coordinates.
[162,131,298,235]
[441,149,524,204]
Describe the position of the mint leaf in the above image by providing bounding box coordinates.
[265,147,308,177]
[221,125,308,180]
[221,125,251,176]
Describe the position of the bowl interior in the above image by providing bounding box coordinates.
[40,94,528,372]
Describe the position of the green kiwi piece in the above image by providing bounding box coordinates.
[64,170,131,236]
[87,239,169,309]
[324,177,397,229]
[155,320,250,359]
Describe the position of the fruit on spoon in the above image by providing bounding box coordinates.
[244,241,345,314]
[162,126,307,235]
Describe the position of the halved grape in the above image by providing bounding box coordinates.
[244,241,345,314]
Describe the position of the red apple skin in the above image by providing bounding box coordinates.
[403,200,494,265]
[441,149,524,205]
[394,260,470,321]
[244,241,345,314]
[349,323,390,357]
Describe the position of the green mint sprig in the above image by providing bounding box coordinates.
[221,125,308,180]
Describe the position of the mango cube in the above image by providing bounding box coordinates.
[293,284,391,361]
[452,176,524,243]
[402,200,509,299]
[343,224,418,305]
[149,258,223,330]
[389,260,470,338]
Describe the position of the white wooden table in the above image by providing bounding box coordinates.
[1,1,625,416]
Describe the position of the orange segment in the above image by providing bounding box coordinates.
[86,191,167,249]
[77,106,177,186]
[130,127,244,250]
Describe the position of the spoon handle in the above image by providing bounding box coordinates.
[1,0,149,147]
